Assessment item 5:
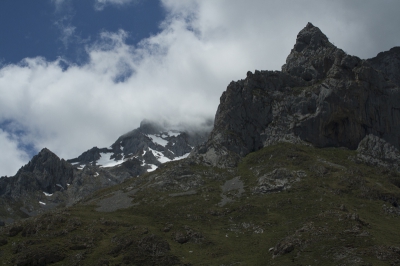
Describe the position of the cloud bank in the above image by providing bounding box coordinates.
[1,0,400,176]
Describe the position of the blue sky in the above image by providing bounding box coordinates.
[0,0,164,64]
[1,0,400,177]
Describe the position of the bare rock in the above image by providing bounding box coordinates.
[357,134,400,171]
[253,168,303,193]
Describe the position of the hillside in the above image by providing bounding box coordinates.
[1,143,400,265]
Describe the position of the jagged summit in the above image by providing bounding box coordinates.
[193,23,400,167]
[0,146,74,201]
[282,22,352,82]
[293,22,332,52]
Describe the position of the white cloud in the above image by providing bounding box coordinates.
[1,0,400,176]
[51,0,67,12]
[55,20,76,49]
[0,130,29,177]
[94,0,139,11]
[51,0,73,13]
[51,0,78,50]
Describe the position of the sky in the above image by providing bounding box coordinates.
[0,0,400,177]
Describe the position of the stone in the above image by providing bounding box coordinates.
[174,232,188,244]
[357,134,400,171]
[253,168,302,194]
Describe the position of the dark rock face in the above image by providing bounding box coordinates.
[194,23,400,167]
[0,148,74,199]
[367,47,400,87]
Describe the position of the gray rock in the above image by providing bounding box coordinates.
[193,23,400,167]
[356,134,400,171]
[253,168,302,194]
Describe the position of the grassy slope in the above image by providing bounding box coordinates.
[1,143,400,265]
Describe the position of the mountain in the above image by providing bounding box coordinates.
[0,119,211,223]
[68,119,209,171]
[192,22,400,168]
[0,23,400,265]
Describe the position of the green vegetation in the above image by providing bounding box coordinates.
[1,143,400,265]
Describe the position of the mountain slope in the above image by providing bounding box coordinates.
[1,143,400,265]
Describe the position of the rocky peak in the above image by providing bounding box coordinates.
[19,148,61,173]
[281,22,360,82]
[293,22,332,52]
[0,147,74,199]
[193,23,400,168]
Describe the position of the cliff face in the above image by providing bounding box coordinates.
[194,23,400,167]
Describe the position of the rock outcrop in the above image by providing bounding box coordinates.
[193,23,400,167]
[356,134,400,171]
[0,148,74,200]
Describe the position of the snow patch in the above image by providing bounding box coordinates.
[147,134,168,147]
[149,147,171,163]
[168,131,181,137]
[147,164,158,172]
[43,192,53,197]
[97,152,125,168]
[173,153,190,161]
[39,201,46,205]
